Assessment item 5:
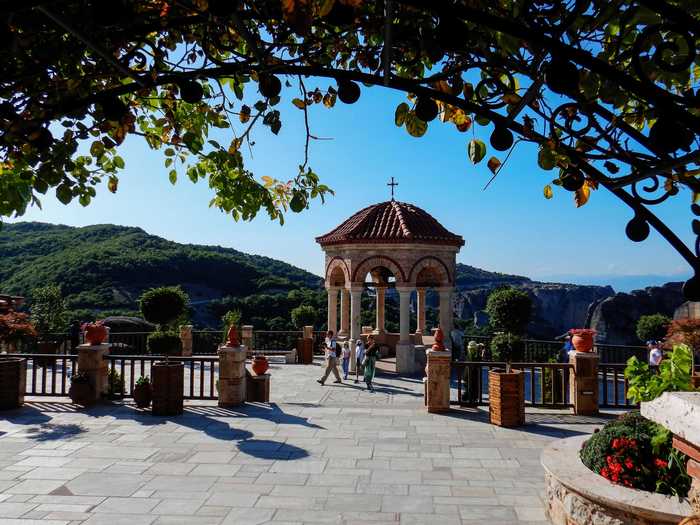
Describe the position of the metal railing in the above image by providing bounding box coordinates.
[599,363,638,409]
[4,353,77,396]
[253,331,300,353]
[104,355,219,400]
[313,331,327,354]
[451,361,573,408]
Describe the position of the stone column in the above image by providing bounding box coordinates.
[179,325,193,357]
[339,289,350,337]
[424,328,451,413]
[438,287,454,350]
[416,288,427,334]
[349,287,363,342]
[241,325,254,353]
[326,287,339,336]
[569,352,599,416]
[77,343,110,401]
[374,286,386,334]
[218,342,247,407]
[396,286,416,375]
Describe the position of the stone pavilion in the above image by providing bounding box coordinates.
[316,199,464,374]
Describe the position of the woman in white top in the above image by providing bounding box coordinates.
[354,338,365,384]
[341,341,351,380]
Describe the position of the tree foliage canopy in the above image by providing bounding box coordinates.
[635,313,671,342]
[139,285,189,327]
[2,0,700,295]
[485,287,532,334]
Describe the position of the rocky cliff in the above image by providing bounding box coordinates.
[586,282,686,344]
[454,281,614,339]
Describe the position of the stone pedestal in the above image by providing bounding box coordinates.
[179,325,193,357]
[642,392,700,514]
[424,349,451,413]
[241,326,254,353]
[246,372,270,403]
[77,344,110,401]
[218,344,247,407]
[396,343,416,375]
[569,352,599,416]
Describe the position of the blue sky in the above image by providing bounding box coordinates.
[9,81,694,288]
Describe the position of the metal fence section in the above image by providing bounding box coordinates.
[5,353,77,396]
[192,331,221,354]
[253,331,301,353]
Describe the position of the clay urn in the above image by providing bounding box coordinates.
[226,325,240,347]
[570,329,595,353]
[252,355,269,376]
[84,323,107,346]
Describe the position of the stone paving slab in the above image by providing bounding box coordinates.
[0,358,617,524]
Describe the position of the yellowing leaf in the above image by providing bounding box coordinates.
[322,93,336,108]
[318,0,335,16]
[228,138,242,153]
[395,102,409,127]
[107,176,118,193]
[543,184,553,199]
[405,113,427,137]
[292,98,306,109]
[487,156,501,174]
[467,139,486,164]
[575,183,591,208]
[261,175,274,188]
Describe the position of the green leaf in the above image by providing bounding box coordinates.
[56,184,72,204]
[405,114,427,137]
[467,139,486,164]
[90,141,104,158]
[395,102,410,127]
[113,156,125,169]
[538,148,556,170]
[169,169,177,185]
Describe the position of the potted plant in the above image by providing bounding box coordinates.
[133,376,152,408]
[570,328,596,352]
[84,321,108,346]
[252,353,269,375]
[69,370,94,406]
[484,288,532,427]
[0,355,27,410]
[140,286,189,416]
[0,311,37,354]
[107,368,124,400]
[30,285,67,365]
[461,340,480,406]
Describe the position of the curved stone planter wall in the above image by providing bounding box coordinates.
[542,435,691,525]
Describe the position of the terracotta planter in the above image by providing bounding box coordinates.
[69,381,95,406]
[572,333,594,353]
[692,374,700,389]
[84,324,107,346]
[35,340,58,368]
[252,355,269,376]
[488,368,525,428]
[152,361,184,416]
[0,357,26,410]
[133,383,152,408]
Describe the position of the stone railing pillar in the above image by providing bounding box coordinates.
[424,329,451,413]
[569,352,599,416]
[218,342,247,407]
[303,325,313,340]
[241,325,254,353]
[179,325,193,357]
[77,344,110,402]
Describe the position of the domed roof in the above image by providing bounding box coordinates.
[316,200,464,247]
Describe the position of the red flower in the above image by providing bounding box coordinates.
[654,458,668,469]
[612,438,620,449]
[601,467,610,479]
[624,457,633,469]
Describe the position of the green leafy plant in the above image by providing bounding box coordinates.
[146,331,181,356]
[625,344,695,404]
[290,304,317,329]
[580,412,690,497]
[636,314,671,343]
[70,370,90,384]
[221,309,242,343]
[135,376,150,387]
[139,286,189,330]
[490,333,524,364]
[107,368,124,397]
[30,284,67,336]
[485,288,532,335]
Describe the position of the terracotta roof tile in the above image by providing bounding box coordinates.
[316,201,464,247]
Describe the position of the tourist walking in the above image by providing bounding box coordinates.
[364,336,379,392]
[648,340,663,366]
[317,330,342,385]
[341,341,351,380]
[354,338,365,383]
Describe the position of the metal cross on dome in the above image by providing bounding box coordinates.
[387,177,398,200]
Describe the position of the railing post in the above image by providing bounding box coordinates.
[424,328,451,413]
[179,325,193,357]
[217,329,247,407]
[241,325,254,353]
[77,343,110,402]
[297,326,313,365]
[569,352,599,416]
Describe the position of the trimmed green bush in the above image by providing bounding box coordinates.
[139,286,188,328]
[635,313,671,343]
[490,333,524,362]
[291,304,317,329]
[147,331,181,356]
[485,287,532,335]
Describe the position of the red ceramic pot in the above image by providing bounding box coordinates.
[572,333,594,353]
[84,323,107,346]
[252,355,269,376]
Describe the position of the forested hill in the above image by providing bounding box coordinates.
[0,222,322,323]
[455,263,531,289]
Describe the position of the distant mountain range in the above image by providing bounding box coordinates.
[535,273,692,293]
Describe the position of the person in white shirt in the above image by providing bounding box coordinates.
[648,341,663,366]
[341,341,351,380]
[354,338,365,384]
[317,330,342,385]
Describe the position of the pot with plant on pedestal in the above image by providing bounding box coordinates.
[484,287,532,428]
[69,370,95,406]
[140,286,189,417]
[570,328,596,353]
[133,376,152,408]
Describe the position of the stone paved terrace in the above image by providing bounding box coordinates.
[0,358,619,525]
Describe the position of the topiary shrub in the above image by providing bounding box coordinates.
[291,304,317,329]
[636,313,671,343]
[139,287,188,329]
[490,333,524,362]
[580,412,690,496]
[147,331,181,356]
[485,287,532,335]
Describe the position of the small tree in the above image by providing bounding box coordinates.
[490,333,525,362]
[139,287,189,357]
[291,304,317,329]
[636,314,671,343]
[30,284,67,336]
[485,287,532,335]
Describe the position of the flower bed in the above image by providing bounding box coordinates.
[580,411,690,497]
